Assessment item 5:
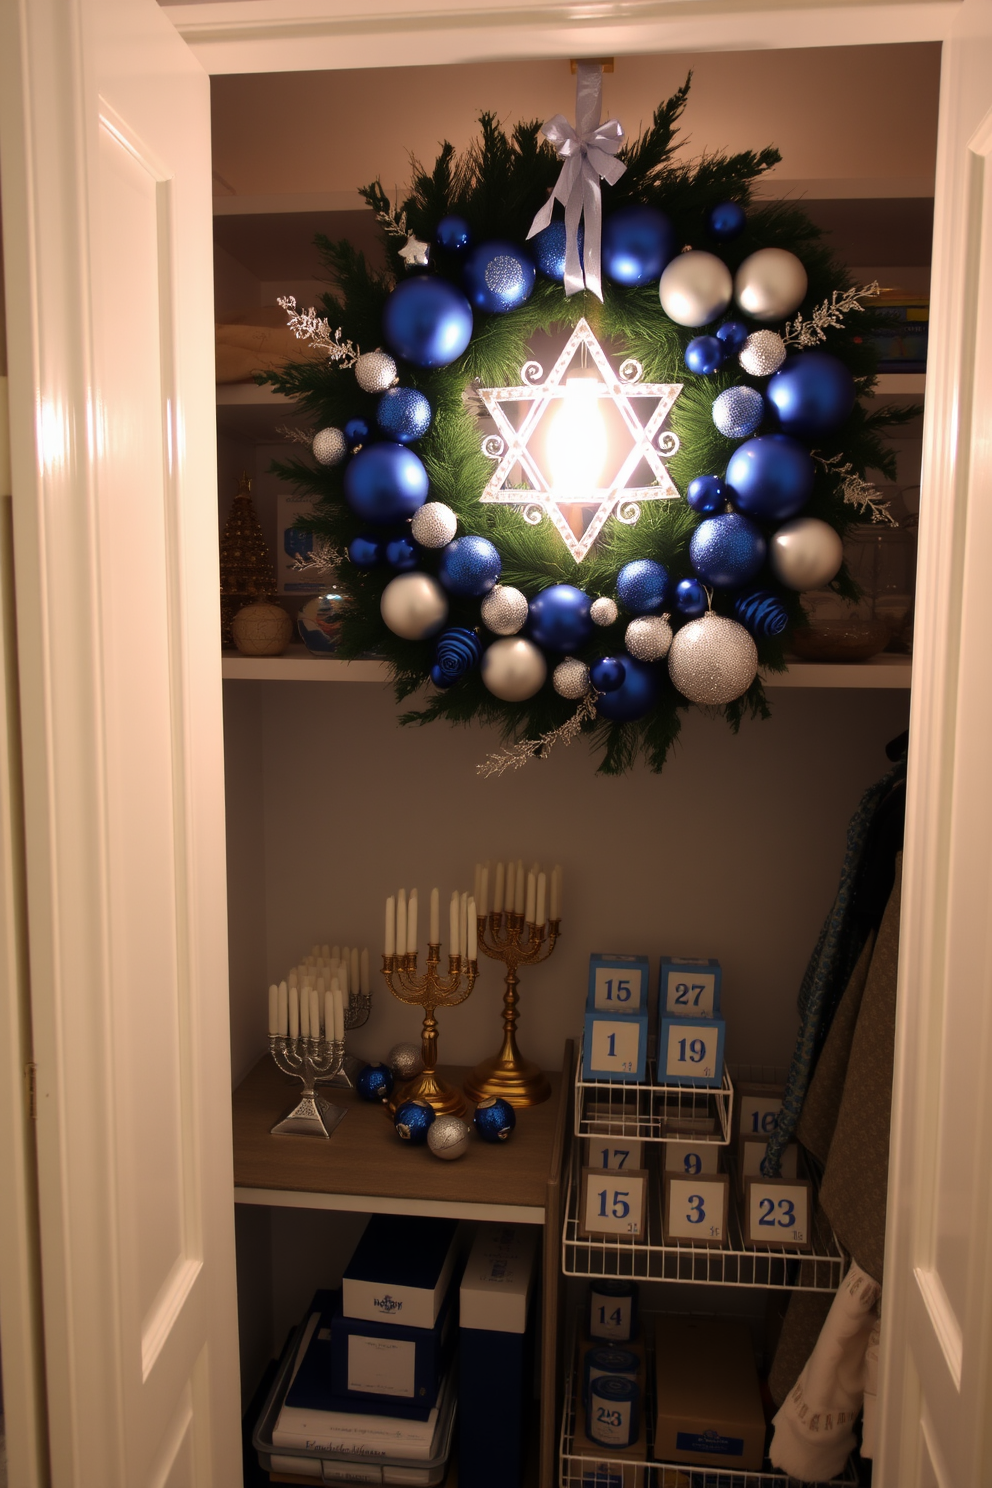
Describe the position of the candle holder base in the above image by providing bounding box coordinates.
[463,1045,551,1108]
[387,1068,467,1119]
[271,1092,348,1139]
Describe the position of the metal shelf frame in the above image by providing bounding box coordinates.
[575,1037,734,1147]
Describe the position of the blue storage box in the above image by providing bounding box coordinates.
[657,1015,725,1087]
[330,1285,456,1411]
[583,1011,649,1083]
[658,957,721,1018]
[587,953,650,1013]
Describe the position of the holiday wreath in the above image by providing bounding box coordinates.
[263,68,913,775]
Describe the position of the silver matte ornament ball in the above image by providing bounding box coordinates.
[590,596,619,627]
[734,248,808,323]
[659,250,734,327]
[553,657,591,700]
[387,1042,424,1081]
[739,330,787,377]
[410,501,458,549]
[625,615,673,662]
[354,348,398,394]
[312,427,348,467]
[667,612,758,705]
[770,517,844,591]
[481,638,547,701]
[427,1115,470,1160]
[481,585,529,636]
[380,573,449,640]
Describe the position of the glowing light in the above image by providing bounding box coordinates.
[547,376,608,499]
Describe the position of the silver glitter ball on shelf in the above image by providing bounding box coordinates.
[427,1114,470,1161]
[354,348,398,394]
[553,656,591,700]
[312,426,348,467]
[481,584,529,636]
[667,611,758,706]
[625,615,673,662]
[590,596,619,627]
[410,501,458,549]
[387,1042,424,1081]
[739,329,787,377]
[734,248,808,322]
[659,250,734,327]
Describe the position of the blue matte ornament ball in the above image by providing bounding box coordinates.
[435,215,472,252]
[473,1096,517,1143]
[685,336,725,376]
[602,205,676,287]
[462,241,536,314]
[707,200,747,240]
[344,417,370,449]
[766,352,857,438]
[531,221,584,281]
[716,320,750,354]
[376,387,432,444]
[343,443,429,526]
[348,534,383,568]
[725,434,815,521]
[394,1099,436,1145]
[675,578,709,618]
[438,535,502,597]
[527,584,593,652]
[595,656,660,722]
[687,475,729,515]
[431,626,482,688]
[616,559,669,615]
[385,536,418,571]
[382,276,474,368]
[356,1064,394,1103]
[690,513,767,589]
[712,386,765,440]
[590,656,626,693]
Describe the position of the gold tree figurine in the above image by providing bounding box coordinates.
[219,470,277,645]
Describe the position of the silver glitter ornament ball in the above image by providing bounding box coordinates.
[312,426,348,467]
[411,501,458,549]
[590,596,619,627]
[553,656,591,700]
[481,585,529,636]
[668,612,758,706]
[734,248,808,323]
[659,250,734,327]
[427,1114,470,1161]
[387,1042,424,1082]
[739,329,787,378]
[380,573,448,640]
[354,348,398,394]
[625,615,673,662]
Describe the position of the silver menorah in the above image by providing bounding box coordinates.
[269,1033,348,1138]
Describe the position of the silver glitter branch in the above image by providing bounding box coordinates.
[814,452,897,527]
[375,201,412,240]
[477,691,600,778]
[276,424,318,448]
[290,537,344,575]
[784,282,882,348]
[277,295,360,368]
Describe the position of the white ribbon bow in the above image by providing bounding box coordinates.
[527,62,627,301]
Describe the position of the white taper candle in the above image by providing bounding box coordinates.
[300,984,310,1038]
[430,887,440,945]
[278,981,288,1037]
[289,984,300,1039]
[309,987,320,1039]
[325,991,333,1044]
[385,897,396,956]
[333,986,345,1044]
[505,861,515,916]
[408,889,418,955]
[396,889,407,958]
[525,871,536,925]
[467,898,477,961]
[449,892,459,957]
[536,872,547,927]
[460,892,468,961]
[514,859,525,915]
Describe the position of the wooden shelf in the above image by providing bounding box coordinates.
[871,373,926,395]
[763,654,911,688]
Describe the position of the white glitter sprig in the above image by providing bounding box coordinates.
[783,282,882,348]
[477,691,599,778]
[814,452,897,527]
[276,424,318,448]
[289,537,344,576]
[277,295,360,368]
[375,198,412,241]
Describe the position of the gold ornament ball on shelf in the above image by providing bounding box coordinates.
[231,600,293,657]
[219,471,277,646]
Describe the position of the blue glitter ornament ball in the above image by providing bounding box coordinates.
[707,200,747,240]
[382,276,474,368]
[531,221,584,280]
[595,656,659,722]
[348,534,382,567]
[716,320,749,354]
[685,336,725,376]
[394,1099,436,1144]
[356,1063,394,1103]
[766,352,856,438]
[385,536,418,571]
[726,434,815,522]
[712,386,765,440]
[344,443,429,526]
[675,577,709,617]
[474,1096,517,1142]
[590,656,626,693]
[686,475,728,514]
[376,387,432,444]
[616,560,669,615]
[438,535,502,597]
[690,513,767,589]
[435,215,472,252]
[344,417,370,449]
[431,627,482,688]
[602,205,676,287]
[462,241,536,314]
[528,584,593,652]
[733,589,790,639]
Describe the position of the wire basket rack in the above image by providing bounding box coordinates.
[575,1037,734,1147]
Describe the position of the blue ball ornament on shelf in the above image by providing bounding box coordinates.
[685,336,725,376]
[376,387,432,444]
[707,200,747,240]
[712,386,765,440]
[385,536,418,571]
[690,513,767,589]
[462,241,536,314]
[531,220,584,281]
[716,320,749,354]
[686,475,728,515]
[616,559,669,615]
[382,276,474,368]
[344,417,371,449]
[348,534,383,568]
[602,205,676,287]
[435,215,472,252]
[590,656,626,693]
[356,1064,394,1103]
[766,352,856,438]
[431,627,482,688]
[733,589,790,639]
[725,434,815,521]
[675,578,709,618]
[527,584,593,652]
[438,535,502,597]
[394,1099,436,1144]
[474,1096,517,1142]
[343,443,429,526]
[595,656,660,722]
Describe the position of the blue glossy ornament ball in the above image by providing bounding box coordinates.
[348,534,382,567]
[707,200,747,240]
[733,588,790,639]
[344,417,370,449]
[766,352,856,438]
[438,535,502,597]
[463,241,536,314]
[602,205,676,287]
[616,559,669,615]
[590,656,626,693]
[435,215,472,252]
[690,513,767,589]
[725,434,815,522]
[474,1096,517,1142]
[595,656,660,722]
[431,626,482,687]
[687,475,728,515]
[356,1063,394,1103]
[716,320,749,354]
[531,221,584,280]
[376,387,432,444]
[394,1098,436,1144]
[344,443,429,526]
[712,386,764,439]
[685,336,724,376]
[385,536,418,571]
[528,584,593,652]
[383,276,474,368]
[675,578,708,617]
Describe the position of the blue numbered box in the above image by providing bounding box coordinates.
[583,1011,649,1083]
[657,1015,725,1087]
[587,953,650,1014]
[658,956,721,1018]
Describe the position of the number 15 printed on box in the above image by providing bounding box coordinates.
[579,1168,649,1240]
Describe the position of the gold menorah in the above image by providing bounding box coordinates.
[462,910,560,1108]
[382,943,478,1117]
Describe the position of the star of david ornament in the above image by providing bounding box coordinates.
[399,233,431,269]
[477,318,682,563]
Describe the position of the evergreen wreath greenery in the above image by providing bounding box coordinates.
[261,76,915,776]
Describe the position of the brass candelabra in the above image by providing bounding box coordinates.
[382,947,478,1117]
[463,912,560,1108]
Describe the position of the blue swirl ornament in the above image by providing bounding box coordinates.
[686,475,728,515]
[531,220,584,281]
[385,536,418,571]
[348,534,383,568]
[382,276,474,368]
[690,513,767,589]
[473,1096,517,1142]
[595,656,660,722]
[733,588,790,639]
[590,656,626,693]
[438,535,502,597]
[685,336,725,376]
[766,351,856,438]
[462,241,536,313]
[725,434,815,522]
[431,626,482,688]
[527,584,593,652]
[394,1099,436,1144]
[344,417,370,449]
[356,1064,394,1102]
[707,200,747,240]
[602,205,676,287]
[675,578,708,618]
[376,386,432,444]
[617,560,669,615]
[435,215,472,252]
[712,386,764,440]
[344,443,429,526]
[716,320,749,354]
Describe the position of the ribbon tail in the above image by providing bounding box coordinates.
[562,186,585,298]
[581,166,604,302]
